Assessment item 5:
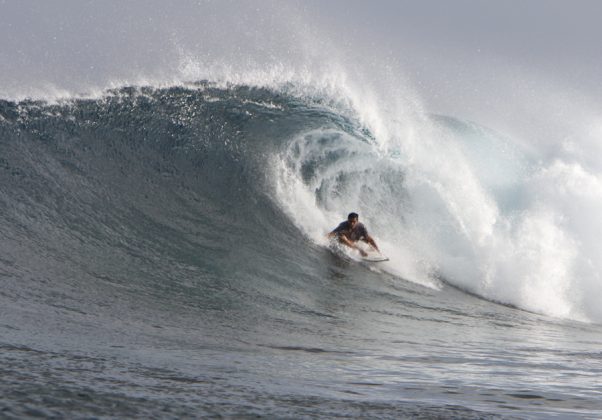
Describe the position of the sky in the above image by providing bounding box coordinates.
[1,0,601,123]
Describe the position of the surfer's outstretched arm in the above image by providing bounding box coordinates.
[336,234,368,257]
[363,235,380,252]
[329,230,368,256]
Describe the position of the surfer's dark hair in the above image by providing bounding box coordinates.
[348,212,359,220]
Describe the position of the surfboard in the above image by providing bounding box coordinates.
[361,253,389,262]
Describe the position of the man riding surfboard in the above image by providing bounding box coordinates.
[328,212,380,257]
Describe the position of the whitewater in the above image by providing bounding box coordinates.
[2,1,602,418]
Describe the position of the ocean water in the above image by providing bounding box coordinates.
[1,81,601,419]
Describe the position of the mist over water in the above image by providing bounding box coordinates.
[2,1,602,418]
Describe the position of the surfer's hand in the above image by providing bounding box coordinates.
[359,249,368,257]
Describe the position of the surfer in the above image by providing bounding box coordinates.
[328,212,380,257]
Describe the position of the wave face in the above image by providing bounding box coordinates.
[2,83,602,418]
